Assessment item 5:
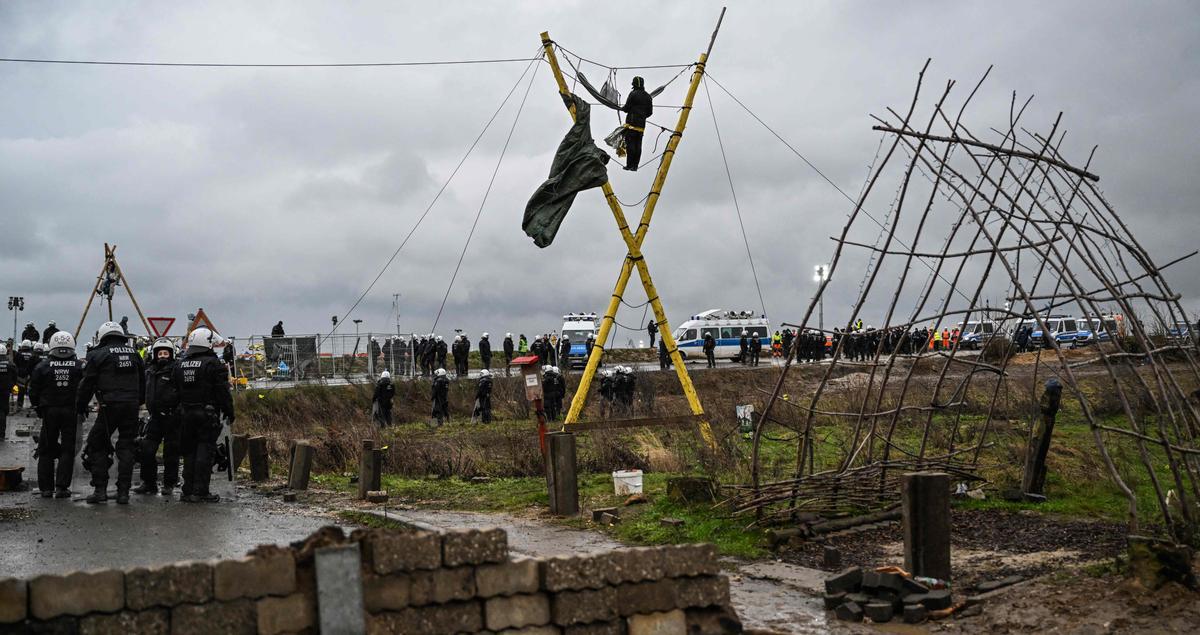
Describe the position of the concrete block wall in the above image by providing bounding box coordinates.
[0,526,742,634]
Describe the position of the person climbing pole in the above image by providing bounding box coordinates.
[622,76,653,171]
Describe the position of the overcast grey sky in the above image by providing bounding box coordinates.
[2,1,1197,343]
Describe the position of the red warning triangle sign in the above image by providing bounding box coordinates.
[147,317,176,337]
[186,308,219,335]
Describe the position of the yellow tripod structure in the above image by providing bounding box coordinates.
[541,8,725,448]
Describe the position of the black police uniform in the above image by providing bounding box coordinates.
[77,334,145,502]
[15,347,35,410]
[543,372,565,421]
[502,336,514,374]
[175,346,234,501]
[703,335,716,368]
[479,337,492,370]
[0,355,14,437]
[474,375,493,423]
[29,353,84,495]
[431,374,450,425]
[373,376,395,427]
[138,354,181,493]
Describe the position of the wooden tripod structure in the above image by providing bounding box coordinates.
[74,243,150,340]
[542,8,725,448]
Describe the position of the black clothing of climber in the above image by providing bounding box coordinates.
[271,321,285,338]
[373,374,395,427]
[703,334,717,368]
[646,318,658,348]
[78,326,145,504]
[136,346,181,495]
[174,336,234,504]
[42,323,59,344]
[658,338,669,371]
[29,347,83,497]
[21,323,39,343]
[622,76,653,171]
[750,334,762,367]
[119,316,129,335]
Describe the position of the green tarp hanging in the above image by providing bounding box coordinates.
[522,94,609,248]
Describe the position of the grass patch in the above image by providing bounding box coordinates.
[336,510,411,530]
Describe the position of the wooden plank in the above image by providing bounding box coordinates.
[565,414,701,432]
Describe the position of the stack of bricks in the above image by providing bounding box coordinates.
[0,525,741,634]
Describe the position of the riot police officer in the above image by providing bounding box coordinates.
[543,366,565,421]
[703,333,717,368]
[135,338,181,495]
[431,368,450,425]
[373,370,395,427]
[77,321,144,504]
[0,344,13,439]
[175,328,234,503]
[502,333,515,375]
[479,333,492,371]
[474,369,493,423]
[29,332,84,497]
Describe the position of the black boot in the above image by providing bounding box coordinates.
[198,493,220,503]
[86,487,108,504]
[133,483,157,495]
[54,488,70,499]
[161,484,175,496]
[115,488,130,505]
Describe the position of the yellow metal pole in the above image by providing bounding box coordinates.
[541,32,717,447]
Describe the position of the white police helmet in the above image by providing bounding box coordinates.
[435,368,447,377]
[151,337,175,355]
[188,327,217,349]
[479,369,491,378]
[0,344,6,355]
[482,333,489,338]
[96,322,124,342]
[506,333,512,338]
[19,339,32,350]
[436,335,443,342]
[49,331,76,352]
[380,370,391,379]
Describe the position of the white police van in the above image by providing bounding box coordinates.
[1017,315,1081,348]
[672,309,770,361]
[560,313,598,368]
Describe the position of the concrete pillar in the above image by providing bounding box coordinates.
[288,441,314,491]
[546,432,579,516]
[248,436,270,482]
[901,471,951,581]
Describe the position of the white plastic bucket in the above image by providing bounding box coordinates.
[612,469,644,496]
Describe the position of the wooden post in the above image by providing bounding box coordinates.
[232,434,248,471]
[901,471,952,581]
[248,436,270,482]
[288,440,314,491]
[546,432,579,516]
[1022,378,1063,500]
[358,440,381,500]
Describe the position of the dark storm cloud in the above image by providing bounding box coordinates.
[1,0,1197,342]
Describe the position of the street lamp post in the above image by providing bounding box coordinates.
[812,265,830,332]
[8,296,24,343]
